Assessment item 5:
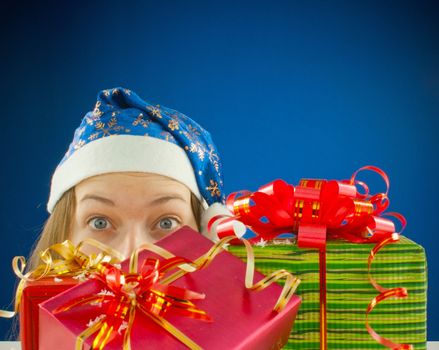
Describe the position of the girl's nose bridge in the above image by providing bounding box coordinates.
[121,222,155,257]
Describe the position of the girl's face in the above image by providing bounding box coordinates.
[70,172,198,258]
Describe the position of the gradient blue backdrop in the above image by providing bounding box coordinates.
[1,0,438,341]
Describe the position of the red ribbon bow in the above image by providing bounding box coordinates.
[209,165,412,350]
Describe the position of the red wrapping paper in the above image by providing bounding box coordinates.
[39,227,301,349]
[19,277,78,350]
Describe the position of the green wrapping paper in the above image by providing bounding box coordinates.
[228,236,427,350]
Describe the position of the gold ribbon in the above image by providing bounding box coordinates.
[67,236,300,349]
[1,238,124,318]
[160,236,301,312]
[13,238,124,281]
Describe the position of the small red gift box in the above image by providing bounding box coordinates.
[19,277,77,350]
[39,227,301,349]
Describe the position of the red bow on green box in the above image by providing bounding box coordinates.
[209,165,412,350]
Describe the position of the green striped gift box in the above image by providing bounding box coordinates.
[228,236,427,349]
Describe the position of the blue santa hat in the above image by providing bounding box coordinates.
[47,87,231,239]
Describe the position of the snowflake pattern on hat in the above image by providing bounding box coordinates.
[60,87,225,205]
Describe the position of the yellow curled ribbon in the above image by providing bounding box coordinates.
[160,236,301,312]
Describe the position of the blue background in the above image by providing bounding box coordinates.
[0,0,438,341]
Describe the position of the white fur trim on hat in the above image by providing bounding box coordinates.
[47,135,208,213]
[200,202,246,242]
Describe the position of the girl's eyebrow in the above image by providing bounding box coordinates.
[79,194,187,206]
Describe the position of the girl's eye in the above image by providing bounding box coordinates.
[88,217,111,230]
[156,217,180,231]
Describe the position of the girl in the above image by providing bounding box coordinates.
[29,87,230,268]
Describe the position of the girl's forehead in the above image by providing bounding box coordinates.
[78,172,184,184]
[75,172,192,199]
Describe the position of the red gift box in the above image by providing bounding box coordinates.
[19,277,77,350]
[39,227,301,349]
[17,238,123,349]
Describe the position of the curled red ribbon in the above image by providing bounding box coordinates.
[209,165,412,350]
[366,213,413,350]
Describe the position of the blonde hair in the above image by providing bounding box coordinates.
[28,187,202,271]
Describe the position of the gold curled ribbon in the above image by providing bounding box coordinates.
[69,236,300,350]
[161,236,301,312]
[1,238,124,318]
